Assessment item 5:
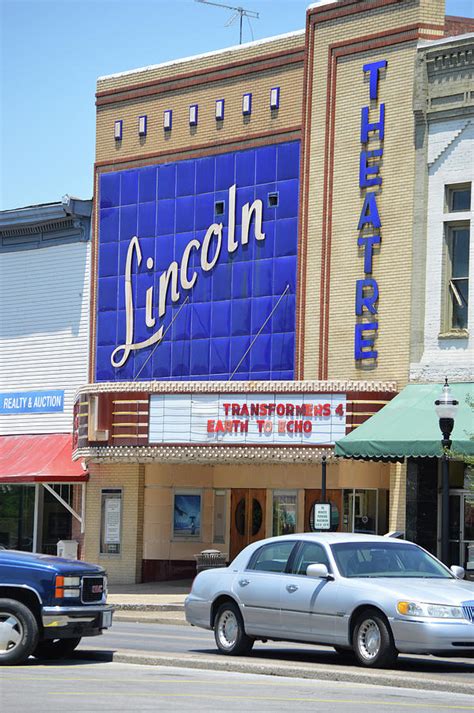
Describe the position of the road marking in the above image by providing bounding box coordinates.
[44,690,474,708]
[5,670,474,701]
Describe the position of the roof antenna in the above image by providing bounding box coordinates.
[195,0,259,45]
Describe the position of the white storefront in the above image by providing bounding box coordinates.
[0,196,92,555]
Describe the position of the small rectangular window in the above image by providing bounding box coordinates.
[445,224,470,330]
[242,93,252,116]
[272,491,297,536]
[100,489,122,554]
[189,104,198,126]
[164,110,172,131]
[268,192,279,208]
[446,184,471,212]
[215,200,225,216]
[138,115,147,136]
[270,87,280,110]
[215,99,225,121]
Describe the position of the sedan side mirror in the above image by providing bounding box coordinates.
[450,565,465,579]
[306,563,333,579]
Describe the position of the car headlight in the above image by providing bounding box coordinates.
[397,601,464,619]
[55,575,81,599]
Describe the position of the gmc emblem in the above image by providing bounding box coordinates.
[92,584,103,594]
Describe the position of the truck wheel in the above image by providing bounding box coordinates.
[33,637,82,660]
[0,598,39,666]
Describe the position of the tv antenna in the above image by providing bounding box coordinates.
[195,0,259,45]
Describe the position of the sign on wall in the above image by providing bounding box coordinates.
[149,393,346,446]
[0,390,65,415]
[96,142,300,382]
[354,60,387,362]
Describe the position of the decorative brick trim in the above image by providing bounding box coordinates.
[96,48,305,105]
[295,15,314,381]
[308,0,404,24]
[94,126,301,171]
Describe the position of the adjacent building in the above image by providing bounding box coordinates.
[0,197,92,556]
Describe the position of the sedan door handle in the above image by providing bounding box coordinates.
[239,579,250,587]
[286,584,298,593]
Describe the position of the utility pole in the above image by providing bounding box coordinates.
[195,0,259,45]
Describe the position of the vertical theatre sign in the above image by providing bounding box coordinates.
[355,60,387,362]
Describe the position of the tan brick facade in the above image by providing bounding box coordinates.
[298,0,445,383]
[83,1,456,581]
[95,34,305,169]
[83,463,144,584]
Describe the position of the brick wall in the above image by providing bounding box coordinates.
[83,462,144,584]
[298,0,445,384]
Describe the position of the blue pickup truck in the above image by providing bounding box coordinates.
[0,549,113,665]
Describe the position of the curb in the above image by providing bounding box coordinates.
[76,649,474,695]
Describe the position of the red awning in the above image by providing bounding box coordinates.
[0,434,88,483]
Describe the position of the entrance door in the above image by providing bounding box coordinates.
[449,490,474,568]
[230,489,266,562]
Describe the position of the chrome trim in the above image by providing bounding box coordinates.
[42,604,113,614]
[0,582,42,607]
[42,603,114,628]
[81,575,107,604]
[462,601,474,623]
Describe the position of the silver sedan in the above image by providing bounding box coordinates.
[185,533,474,668]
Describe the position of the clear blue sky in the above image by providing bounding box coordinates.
[1,0,472,210]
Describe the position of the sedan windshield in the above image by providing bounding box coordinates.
[331,542,452,579]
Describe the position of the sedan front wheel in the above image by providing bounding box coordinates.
[214,601,254,656]
[352,609,398,668]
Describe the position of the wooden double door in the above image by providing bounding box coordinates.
[230,489,266,562]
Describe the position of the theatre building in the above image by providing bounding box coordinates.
[74,0,472,583]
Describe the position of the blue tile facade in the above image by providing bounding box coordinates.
[96,141,300,382]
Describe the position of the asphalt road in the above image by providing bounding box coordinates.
[1,661,474,713]
[75,621,474,692]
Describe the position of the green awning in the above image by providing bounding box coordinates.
[335,382,474,460]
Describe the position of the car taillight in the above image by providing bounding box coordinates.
[55,575,81,598]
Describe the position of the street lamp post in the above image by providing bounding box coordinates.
[321,455,327,503]
[434,378,458,565]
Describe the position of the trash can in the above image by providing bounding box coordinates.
[194,549,227,574]
[57,540,78,559]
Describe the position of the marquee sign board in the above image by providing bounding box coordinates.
[149,393,346,446]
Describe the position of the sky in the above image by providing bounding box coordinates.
[1,0,473,211]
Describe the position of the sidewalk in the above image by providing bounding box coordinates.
[107,579,192,625]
